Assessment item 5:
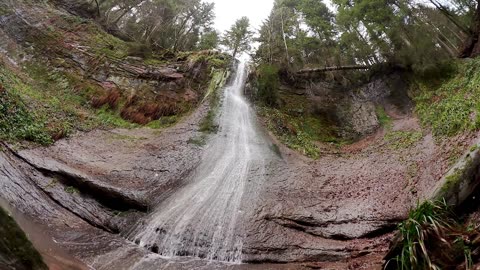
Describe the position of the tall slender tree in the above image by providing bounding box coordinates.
[222,17,254,58]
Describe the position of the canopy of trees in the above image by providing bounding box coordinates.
[89,0,216,52]
[79,0,480,66]
[255,0,479,73]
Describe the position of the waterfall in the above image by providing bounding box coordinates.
[128,59,269,263]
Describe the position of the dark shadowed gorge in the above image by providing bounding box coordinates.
[3,0,480,269]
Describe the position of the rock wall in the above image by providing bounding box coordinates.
[0,0,227,126]
[290,70,412,140]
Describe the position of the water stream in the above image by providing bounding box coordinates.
[128,60,271,263]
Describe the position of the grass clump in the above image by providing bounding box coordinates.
[386,200,479,270]
[414,58,480,137]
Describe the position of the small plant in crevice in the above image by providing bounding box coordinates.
[385,200,480,270]
[64,186,79,194]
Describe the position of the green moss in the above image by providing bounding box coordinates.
[90,31,130,59]
[384,130,422,150]
[64,186,79,194]
[199,69,229,134]
[470,144,478,152]
[144,58,166,66]
[376,106,392,128]
[256,64,279,107]
[0,77,52,145]
[183,51,230,70]
[258,92,344,159]
[146,116,179,129]
[0,206,48,270]
[259,107,321,159]
[96,107,138,129]
[440,169,463,196]
[414,58,480,137]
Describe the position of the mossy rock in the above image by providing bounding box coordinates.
[0,206,48,270]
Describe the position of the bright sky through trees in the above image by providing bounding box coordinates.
[206,0,274,32]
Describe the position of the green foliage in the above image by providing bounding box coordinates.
[91,31,130,59]
[146,116,179,129]
[0,206,48,270]
[256,0,467,73]
[376,106,392,128]
[260,107,321,159]
[385,131,423,150]
[96,107,138,129]
[98,0,215,52]
[199,109,219,133]
[414,58,480,137]
[389,200,452,270]
[256,64,280,107]
[387,200,476,270]
[259,92,341,159]
[222,17,254,58]
[198,30,220,50]
[0,87,52,145]
[199,69,228,134]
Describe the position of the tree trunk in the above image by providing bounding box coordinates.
[460,0,480,58]
[280,8,290,67]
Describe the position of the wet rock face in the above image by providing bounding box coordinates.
[288,71,412,140]
[0,206,47,270]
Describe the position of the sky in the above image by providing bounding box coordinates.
[206,0,274,33]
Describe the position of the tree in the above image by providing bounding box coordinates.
[92,0,216,52]
[198,30,220,50]
[222,17,254,58]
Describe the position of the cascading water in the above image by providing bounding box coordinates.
[128,59,270,263]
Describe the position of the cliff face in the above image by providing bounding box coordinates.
[0,0,229,144]
[0,0,231,268]
[288,70,412,140]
